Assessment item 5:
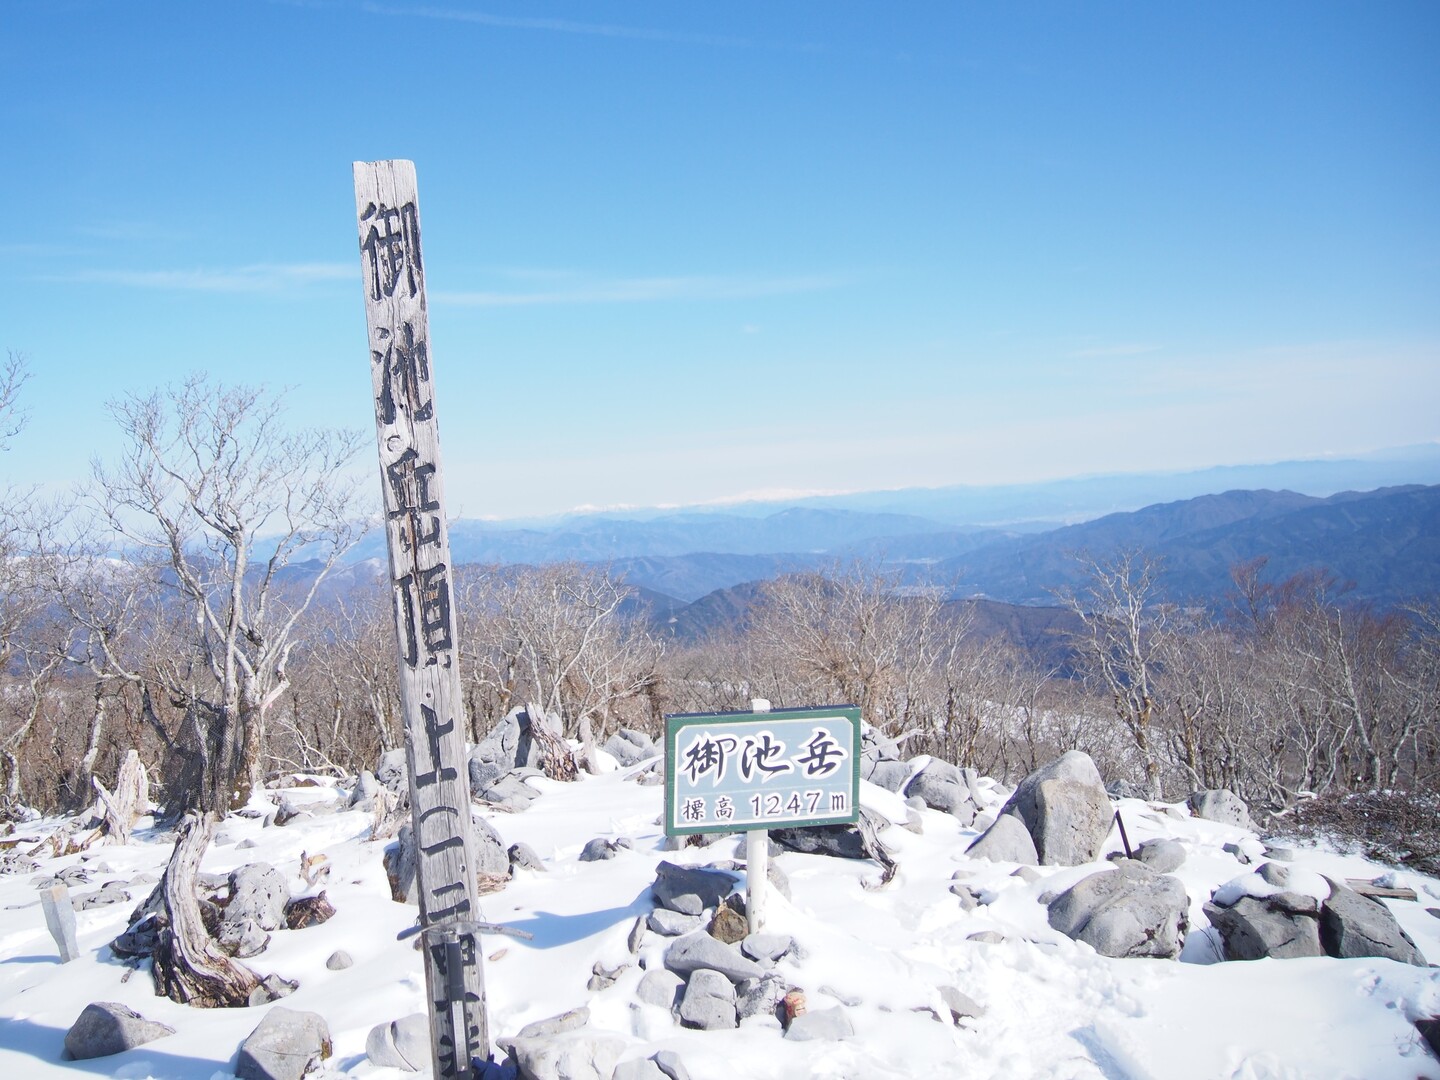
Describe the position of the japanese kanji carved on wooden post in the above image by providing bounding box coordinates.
[353,159,487,1079]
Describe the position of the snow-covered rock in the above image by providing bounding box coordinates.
[1047,862,1189,959]
[63,1001,175,1060]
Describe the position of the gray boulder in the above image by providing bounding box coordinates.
[349,770,381,810]
[514,1007,589,1040]
[996,751,1112,866]
[365,1013,430,1072]
[507,1033,624,1080]
[1187,789,1255,830]
[325,950,353,970]
[603,728,657,767]
[474,816,511,879]
[1134,838,1186,874]
[1319,879,1427,965]
[635,968,685,1010]
[579,837,623,862]
[1203,894,1323,960]
[651,861,735,916]
[1031,777,1113,866]
[508,842,547,873]
[227,863,290,931]
[663,932,766,983]
[678,968,738,1030]
[740,933,795,964]
[481,772,541,812]
[648,908,706,936]
[652,1051,691,1080]
[76,881,132,910]
[376,748,408,795]
[903,760,979,824]
[614,1060,667,1080]
[235,1006,332,1080]
[1047,862,1189,959]
[470,707,560,798]
[64,1002,175,1060]
[863,758,911,793]
[784,1006,854,1041]
[736,973,788,1022]
[965,812,1039,866]
[771,809,897,874]
[218,915,272,958]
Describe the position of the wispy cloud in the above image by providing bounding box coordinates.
[361,3,823,52]
[50,262,353,293]
[434,272,850,308]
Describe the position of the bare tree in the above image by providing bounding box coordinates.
[746,561,953,738]
[460,563,664,767]
[1058,549,1173,799]
[88,375,365,812]
[0,350,29,450]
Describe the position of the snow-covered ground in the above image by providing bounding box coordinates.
[2,759,1438,1080]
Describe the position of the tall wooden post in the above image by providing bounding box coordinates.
[353,159,487,1079]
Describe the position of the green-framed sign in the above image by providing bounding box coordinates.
[663,705,861,836]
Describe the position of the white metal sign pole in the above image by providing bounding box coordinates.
[353,159,487,1079]
[746,698,771,932]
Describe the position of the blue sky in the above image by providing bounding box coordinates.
[3,1,1437,519]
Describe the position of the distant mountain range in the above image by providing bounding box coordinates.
[335,450,1440,642]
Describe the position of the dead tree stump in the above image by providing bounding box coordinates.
[527,703,578,782]
[151,813,291,1007]
[93,749,151,845]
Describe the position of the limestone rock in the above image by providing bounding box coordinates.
[740,933,794,964]
[903,759,979,824]
[470,707,561,798]
[863,758,911,793]
[1135,838,1186,874]
[678,968,738,1030]
[1319,878,1427,965]
[376,748,408,795]
[736,973,788,1022]
[651,861,735,916]
[1204,895,1323,960]
[603,728,657,767]
[663,932,765,983]
[1031,777,1113,866]
[613,1060,667,1080]
[965,812,1040,866]
[635,968,684,1010]
[514,1007,590,1040]
[508,842,547,873]
[64,1002,175,1060]
[1187,789,1255,830]
[1047,862,1189,959]
[236,1006,332,1080]
[507,1032,623,1080]
[365,1013,429,1072]
[325,950,353,970]
[227,863,290,932]
[648,908,705,936]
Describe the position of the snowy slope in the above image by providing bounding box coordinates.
[2,760,1438,1080]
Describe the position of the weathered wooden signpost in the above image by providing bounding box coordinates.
[353,159,488,1079]
[664,703,861,929]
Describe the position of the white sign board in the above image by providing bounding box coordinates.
[664,706,861,835]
